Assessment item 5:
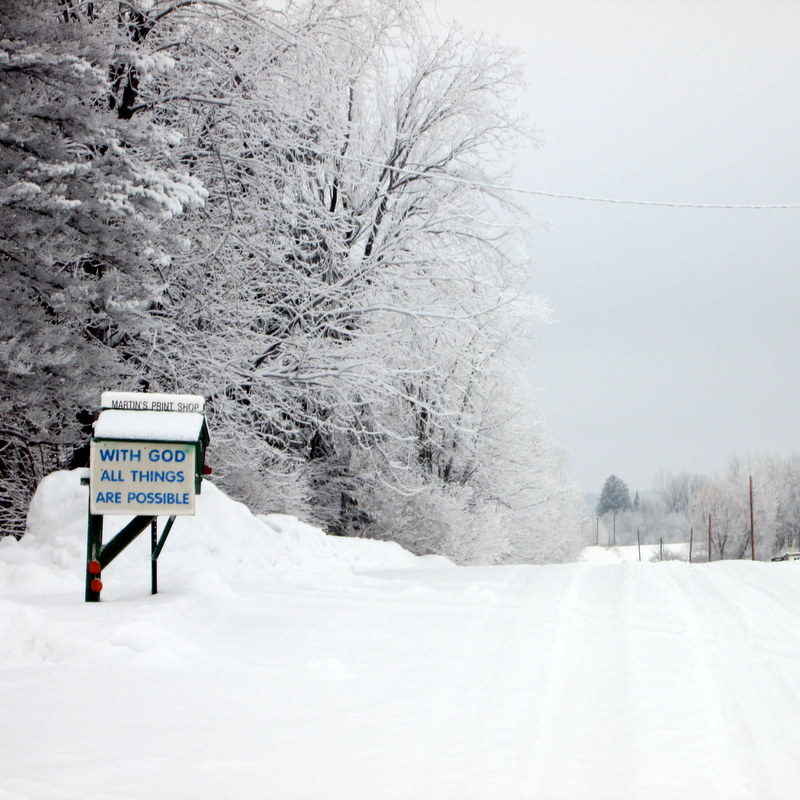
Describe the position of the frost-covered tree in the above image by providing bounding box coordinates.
[687,453,788,560]
[0,0,205,536]
[689,480,745,560]
[773,453,800,552]
[113,0,577,560]
[2,0,579,562]
[654,470,707,516]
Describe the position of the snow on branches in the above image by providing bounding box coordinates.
[1,0,579,562]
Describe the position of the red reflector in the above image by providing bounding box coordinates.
[90,578,103,593]
[202,464,212,475]
[88,560,101,575]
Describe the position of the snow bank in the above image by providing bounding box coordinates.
[1,470,450,601]
[0,471,449,667]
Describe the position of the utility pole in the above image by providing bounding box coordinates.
[707,514,712,562]
[749,475,756,561]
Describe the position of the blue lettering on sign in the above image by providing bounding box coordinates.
[100,469,124,482]
[126,491,190,505]
[99,448,142,462]
[148,449,187,463]
[95,491,122,504]
[130,469,185,483]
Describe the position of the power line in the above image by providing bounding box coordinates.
[502,189,800,210]
[337,151,800,210]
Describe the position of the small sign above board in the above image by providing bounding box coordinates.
[101,391,205,414]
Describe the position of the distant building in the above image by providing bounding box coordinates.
[771,552,800,562]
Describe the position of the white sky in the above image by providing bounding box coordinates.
[426,0,800,495]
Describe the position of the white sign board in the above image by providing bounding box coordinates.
[90,440,196,516]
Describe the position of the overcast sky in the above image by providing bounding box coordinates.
[427,0,800,496]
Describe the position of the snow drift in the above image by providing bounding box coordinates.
[24,470,450,580]
[1,470,449,666]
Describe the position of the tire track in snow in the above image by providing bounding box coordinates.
[707,563,800,671]
[521,561,800,800]
[615,564,757,799]
[661,564,800,799]
[703,564,800,779]
[527,562,637,799]
[401,566,562,799]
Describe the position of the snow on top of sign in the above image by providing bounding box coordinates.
[94,410,205,442]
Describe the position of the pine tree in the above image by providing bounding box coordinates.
[596,475,632,516]
[0,0,205,536]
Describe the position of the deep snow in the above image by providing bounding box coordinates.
[2,471,800,799]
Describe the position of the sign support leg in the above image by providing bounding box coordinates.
[85,513,104,602]
[151,518,158,595]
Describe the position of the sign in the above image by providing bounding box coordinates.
[90,439,196,516]
[100,391,204,414]
[84,390,210,601]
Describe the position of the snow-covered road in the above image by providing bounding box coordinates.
[2,473,800,799]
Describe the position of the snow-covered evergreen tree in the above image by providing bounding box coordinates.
[596,475,632,517]
[0,0,205,536]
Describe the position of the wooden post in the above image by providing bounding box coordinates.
[708,514,712,562]
[637,529,641,562]
[749,475,756,561]
[660,537,663,561]
[689,528,693,563]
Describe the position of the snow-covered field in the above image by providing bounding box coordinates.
[582,542,689,563]
[2,472,800,799]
